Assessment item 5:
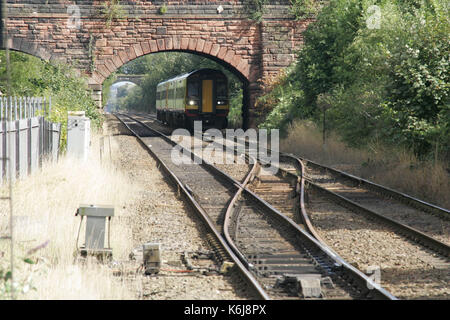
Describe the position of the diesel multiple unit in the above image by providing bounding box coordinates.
[156,69,229,129]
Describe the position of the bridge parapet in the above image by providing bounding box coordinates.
[114,75,146,86]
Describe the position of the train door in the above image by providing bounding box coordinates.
[201,80,214,113]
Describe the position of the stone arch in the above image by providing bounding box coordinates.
[92,38,254,128]
[112,75,145,87]
[89,37,252,86]
[5,0,307,128]
[6,37,67,65]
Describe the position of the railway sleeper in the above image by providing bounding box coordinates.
[249,258,311,265]
[272,273,349,299]
[253,186,295,191]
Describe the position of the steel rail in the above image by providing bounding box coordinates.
[225,132,449,219]
[212,134,450,257]
[137,113,449,254]
[124,112,396,300]
[228,166,397,299]
[284,156,329,245]
[258,154,450,258]
[223,154,260,270]
[138,112,324,242]
[266,154,450,257]
[113,113,271,300]
[300,157,450,220]
[145,111,448,216]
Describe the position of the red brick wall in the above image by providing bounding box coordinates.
[5,0,311,126]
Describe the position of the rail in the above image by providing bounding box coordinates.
[115,112,397,300]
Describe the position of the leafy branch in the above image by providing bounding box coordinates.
[158,4,168,15]
[244,0,268,23]
[101,0,126,27]
[289,0,324,20]
[0,241,49,298]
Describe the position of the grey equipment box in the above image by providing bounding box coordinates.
[67,111,91,161]
[76,204,114,261]
[143,243,161,275]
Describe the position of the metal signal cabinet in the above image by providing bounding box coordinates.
[143,242,161,274]
[67,111,90,161]
[76,204,114,260]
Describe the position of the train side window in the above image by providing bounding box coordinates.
[177,85,185,100]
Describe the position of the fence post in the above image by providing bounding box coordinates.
[39,115,43,167]
[27,116,32,175]
[14,96,17,120]
[30,116,39,174]
[0,96,59,182]
[15,118,19,179]
[1,98,5,182]
[19,97,22,119]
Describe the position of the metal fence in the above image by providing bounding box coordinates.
[0,97,61,182]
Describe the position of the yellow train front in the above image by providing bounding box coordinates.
[156,69,229,130]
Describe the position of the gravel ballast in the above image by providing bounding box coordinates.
[305,189,449,300]
[104,114,256,300]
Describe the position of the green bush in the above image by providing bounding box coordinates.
[290,0,324,19]
[260,0,450,159]
[0,51,103,151]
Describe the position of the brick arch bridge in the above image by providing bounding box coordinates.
[113,74,146,86]
[4,0,311,128]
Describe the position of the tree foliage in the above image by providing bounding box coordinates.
[0,51,102,150]
[260,0,450,159]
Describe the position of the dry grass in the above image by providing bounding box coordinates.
[281,120,450,209]
[0,130,140,300]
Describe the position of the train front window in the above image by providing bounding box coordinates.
[187,81,199,98]
[216,80,228,99]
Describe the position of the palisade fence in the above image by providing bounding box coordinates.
[0,97,61,182]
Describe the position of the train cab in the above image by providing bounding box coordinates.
[156,69,229,130]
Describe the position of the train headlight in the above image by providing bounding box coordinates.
[188,100,196,106]
[217,100,227,105]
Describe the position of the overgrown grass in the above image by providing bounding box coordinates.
[281,120,450,209]
[0,132,138,299]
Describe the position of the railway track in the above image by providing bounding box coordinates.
[134,112,450,256]
[209,134,450,299]
[209,132,450,253]
[224,165,362,299]
[113,112,395,300]
[302,158,450,242]
[272,156,449,298]
[114,112,267,299]
[128,112,450,298]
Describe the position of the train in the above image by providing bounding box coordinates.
[156,69,229,130]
